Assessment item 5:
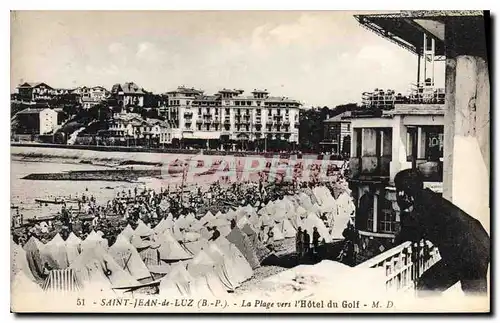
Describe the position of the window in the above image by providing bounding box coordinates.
[198,125,202,131]
[225,108,230,114]
[215,108,219,115]
[198,108,202,115]
[235,101,240,106]
[347,124,351,131]
[353,128,362,158]
[406,126,444,161]
[206,124,210,131]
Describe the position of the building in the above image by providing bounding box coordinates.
[71,85,110,109]
[110,82,147,111]
[14,107,63,135]
[349,103,445,254]
[162,86,301,150]
[105,113,171,146]
[351,11,490,260]
[16,82,54,102]
[321,111,351,155]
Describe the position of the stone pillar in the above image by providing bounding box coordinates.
[362,128,377,156]
[373,193,378,233]
[390,116,408,182]
[443,17,490,232]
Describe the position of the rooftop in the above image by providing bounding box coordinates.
[354,10,485,56]
[324,111,352,123]
[17,82,53,89]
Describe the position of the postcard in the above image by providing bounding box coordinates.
[10,10,491,313]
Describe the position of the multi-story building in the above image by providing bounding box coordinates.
[162,86,301,150]
[349,14,463,260]
[14,107,63,135]
[110,82,147,111]
[105,113,171,146]
[321,111,351,156]
[16,82,54,102]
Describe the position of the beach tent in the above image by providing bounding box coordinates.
[138,243,162,268]
[134,219,154,237]
[225,227,260,269]
[278,218,296,239]
[301,213,332,244]
[80,230,108,252]
[190,272,228,298]
[23,236,45,282]
[182,231,202,243]
[154,230,193,262]
[109,234,151,281]
[270,225,285,242]
[119,224,135,242]
[70,244,139,291]
[200,211,216,226]
[186,250,216,278]
[159,262,193,297]
[43,233,70,269]
[130,233,154,250]
[153,219,167,234]
[65,232,82,265]
[184,238,209,255]
[213,238,253,285]
[11,271,43,298]
[240,224,271,262]
[11,241,36,282]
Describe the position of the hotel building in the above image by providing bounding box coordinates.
[161,86,301,150]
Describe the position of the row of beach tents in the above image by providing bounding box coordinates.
[11,185,355,299]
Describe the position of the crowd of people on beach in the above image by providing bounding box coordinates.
[11,173,347,252]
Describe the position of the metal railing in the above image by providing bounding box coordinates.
[357,240,441,292]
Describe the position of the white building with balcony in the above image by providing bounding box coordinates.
[162,86,301,150]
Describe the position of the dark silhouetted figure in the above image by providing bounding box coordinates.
[394,169,490,296]
[312,227,321,253]
[296,226,304,260]
[303,230,311,260]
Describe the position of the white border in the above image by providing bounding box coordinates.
[2,1,498,322]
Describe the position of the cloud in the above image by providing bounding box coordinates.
[85,64,119,76]
[136,42,165,62]
[108,42,126,55]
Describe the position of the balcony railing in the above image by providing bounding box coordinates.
[357,241,441,292]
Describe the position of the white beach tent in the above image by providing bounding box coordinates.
[154,230,193,262]
[70,244,139,291]
[109,234,151,281]
[65,232,82,265]
[43,233,70,269]
[11,241,37,282]
[134,219,154,237]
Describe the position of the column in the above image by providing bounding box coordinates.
[373,194,378,233]
[390,116,408,182]
[443,17,490,232]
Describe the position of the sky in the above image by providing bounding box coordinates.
[10,11,445,107]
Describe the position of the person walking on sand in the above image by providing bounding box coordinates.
[296,227,304,260]
[312,227,321,255]
[303,229,311,260]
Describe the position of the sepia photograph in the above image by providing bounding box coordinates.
[9,9,491,313]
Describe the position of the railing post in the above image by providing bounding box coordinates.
[419,240,425,274]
